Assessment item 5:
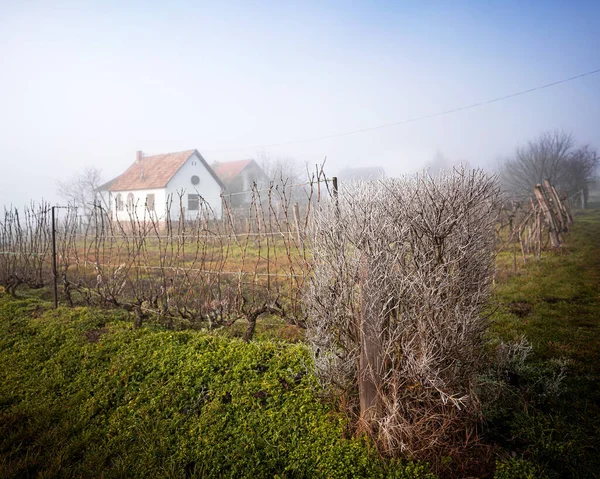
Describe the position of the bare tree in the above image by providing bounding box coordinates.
[306,168,500,463]
[256,151,305,185]
[57,167,105,215]
[256,151,311,205]
[562,145,599,207]
[500,130,575,196]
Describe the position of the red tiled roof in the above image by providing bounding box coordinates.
[107,150,224,191]
[108,150,194,191]
[211,159,254,183]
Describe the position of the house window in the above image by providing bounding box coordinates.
[188,194,199,211]
[126,193,135,210]
[146,194,155,211]
[115,193,124,211]
[191,175,200,185]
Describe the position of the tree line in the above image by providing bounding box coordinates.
[499,130,598,206]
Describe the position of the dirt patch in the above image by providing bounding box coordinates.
[84,327,108,343]
[508,301,533,317]
[543,296,562,304]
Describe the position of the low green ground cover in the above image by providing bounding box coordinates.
[0,295,432,478]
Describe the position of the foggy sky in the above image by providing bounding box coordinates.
[1,0,599,208]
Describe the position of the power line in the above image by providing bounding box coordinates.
[205,67,600,153]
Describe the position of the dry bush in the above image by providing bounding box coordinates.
[306,168,500,462]
[0,204,51,295]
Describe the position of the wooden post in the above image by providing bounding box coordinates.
[317,172,321,202]
[332,176,340,224]
[512,221,517,272]
[580,188,585,209]
[562,195,573,227]
[543,180,566,232]
[518,213,530,262]
[534,184,561,248]
[51,206,58,309]
[550,183,573,227]
[292,202,303,250]
[332,176,338,201]
[527,197,536,254]
[358,256,380,429]
[537,209,543,258]
[359,319,379,427]
[256,203,262,247]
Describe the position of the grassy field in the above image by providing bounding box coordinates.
[486,206,600,477]
[0,207,599,478]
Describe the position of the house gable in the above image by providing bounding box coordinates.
[168,150,225,191]
[166,150,224,218]
[212,159,268,189]
[212,159,270,207]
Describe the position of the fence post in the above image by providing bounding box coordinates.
[332,176,338,201]
[544,179,568,232]
[543,179,567,232]
[510,217,517,272]
[293,202,303,250]
[537,209,543,258]
[51,206,58,309]
[534,184,561,248]
[332,176,339,222]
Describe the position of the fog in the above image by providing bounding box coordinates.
[1,1,599,208]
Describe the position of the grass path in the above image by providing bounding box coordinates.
[488,207,600,477]
[492,207,600,371]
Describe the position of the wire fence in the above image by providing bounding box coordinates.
[0,169,575,338]
[0,170,332,338]
[495,179,575,274]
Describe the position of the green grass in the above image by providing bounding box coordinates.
[486,207,600,478]
[0,294,432,478]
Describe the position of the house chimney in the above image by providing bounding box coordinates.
[136,150,143,163]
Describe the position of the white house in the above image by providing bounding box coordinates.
[98,150,225,221]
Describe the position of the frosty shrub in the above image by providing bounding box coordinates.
[306,168,500,461]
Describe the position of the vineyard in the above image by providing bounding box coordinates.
[1,168,590,476]
[1,171,573,326]
[0,171,333,339]
[0,172,573,364]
